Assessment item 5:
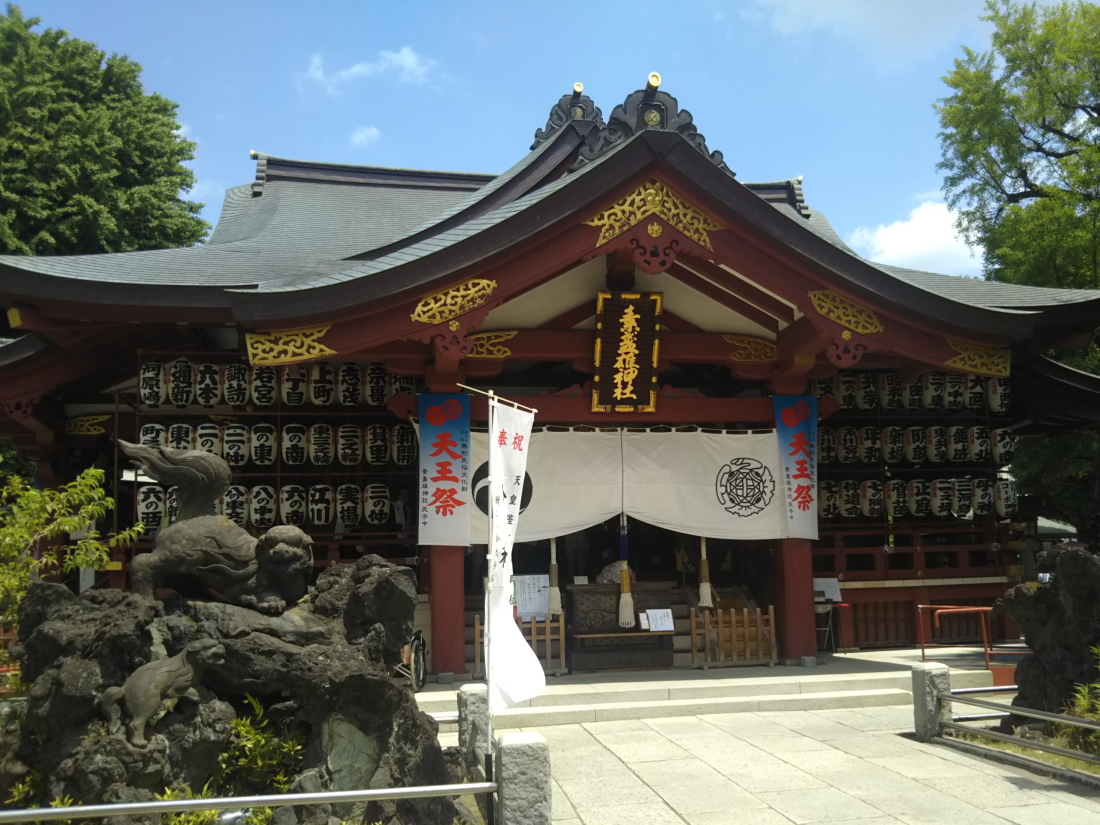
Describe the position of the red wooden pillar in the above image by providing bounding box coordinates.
[775,538,817,661]
[430,545,466,675]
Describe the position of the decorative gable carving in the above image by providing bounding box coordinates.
[532,86,605,149]
[575,86,730,172]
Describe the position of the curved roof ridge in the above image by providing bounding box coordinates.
[235,129,637,296]
[345,123,588,262]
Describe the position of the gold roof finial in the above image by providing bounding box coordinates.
[574,82,584,94]
[647,72,662,90]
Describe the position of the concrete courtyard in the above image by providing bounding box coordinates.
[522,705,1100,825]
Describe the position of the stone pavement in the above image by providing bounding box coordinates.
[519,704,1100,825]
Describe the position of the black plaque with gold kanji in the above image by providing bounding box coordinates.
[593,291,662,413]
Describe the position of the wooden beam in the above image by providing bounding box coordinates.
[679,256,796,323]
[388,389,839,424]
[666,264,779,334]
[659,310,702,333]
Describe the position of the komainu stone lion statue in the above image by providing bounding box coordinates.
[118,441,314,614]
[100,638,226,747]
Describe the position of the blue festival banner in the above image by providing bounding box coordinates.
[418,394,472,546]
[773,395,818,540]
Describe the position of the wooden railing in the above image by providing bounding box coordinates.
[473,614,567,678]
[689,606,777,668]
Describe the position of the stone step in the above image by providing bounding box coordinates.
[492,687,911,728]
[417,668,992,718]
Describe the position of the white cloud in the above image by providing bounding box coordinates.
[350,125,381,148]
[304,47,434,94]
[747,0,987,66]
[175,123,192,138]
[848,201,982,277]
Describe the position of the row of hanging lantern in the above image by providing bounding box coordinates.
[820,425,1015,466]
[809,372,1010,414]
[138,482,400,533]
[820,477,1017,520]
[138,421,418,467]
[138,360,418,409]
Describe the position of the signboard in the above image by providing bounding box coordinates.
[646,608,675,632]
[592,291,662,413]
[417,394,472,546]
[773,395,819,540]
[514,574,550,620]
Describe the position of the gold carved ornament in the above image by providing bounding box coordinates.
[65,415,110,435]
[584,179,723,250]
[410,279,498,326]
[466,331,519,359]
[808,289,884,335]
[723,335,777,362]
[944,339,1011,377]
[245,326,338,366]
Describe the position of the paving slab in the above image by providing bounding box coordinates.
[755,787,887,823]
[515,702,1100,825]
[655,778,769,813]
[988,801,1100,824]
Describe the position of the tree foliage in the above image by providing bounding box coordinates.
[0,468,142,623]
[937,0,1100,288]
[0,3,208,255]
[938,2,1100,536]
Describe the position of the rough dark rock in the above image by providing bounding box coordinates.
[18,584,158,685]
[994,546,1100,717]
[158,694,236,791]
[312,555,417,663]
[5,448,449,825]
[9,573,451,823]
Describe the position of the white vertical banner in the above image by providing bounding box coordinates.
[485,398,545,713]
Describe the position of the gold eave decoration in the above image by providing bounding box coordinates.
[584,179,723,250]
[466,331,518,359]
[245,326,337,366]
[808,289,884,335]
[723,335,777,362]
[410,279,498,326]
[65,415,110,435]
[944,339,1011,377]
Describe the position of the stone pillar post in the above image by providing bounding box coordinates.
[458,683,488,772]
[495,731,551,825]
[912,661,952,742]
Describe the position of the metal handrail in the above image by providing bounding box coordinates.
[0,783,498,823]
[941,722,1100,768]
[951,686,1020,695]
[939,692,1100,733]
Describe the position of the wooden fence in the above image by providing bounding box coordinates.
[473,614,567,678]
[689,606,777,668]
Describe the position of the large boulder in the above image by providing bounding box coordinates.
[994,545,1100,715]
[5,559,453,825]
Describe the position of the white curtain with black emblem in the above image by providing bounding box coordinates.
[622,431,786,540]
[462,429,790,543]
[467,431,623,544]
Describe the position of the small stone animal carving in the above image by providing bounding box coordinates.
[235,525,314,615]
[118,441,314,614]
[100,638,226,747]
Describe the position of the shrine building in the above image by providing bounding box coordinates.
[2,75,1100,675]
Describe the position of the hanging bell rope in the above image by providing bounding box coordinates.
[698,535,714,609]
[548,536,563,617]
[618,512,635,628]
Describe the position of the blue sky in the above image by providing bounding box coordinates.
[25,0,1007,276]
